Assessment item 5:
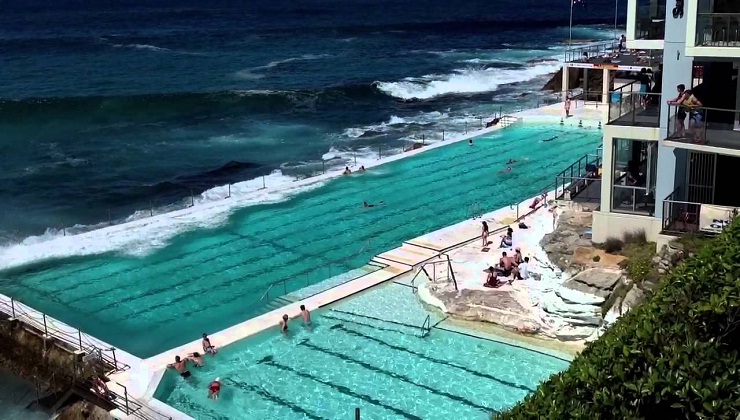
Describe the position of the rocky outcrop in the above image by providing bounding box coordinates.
[562,268,623,299]
[433,289,541,333]
[542,67,608,94]
[540,208,594,272]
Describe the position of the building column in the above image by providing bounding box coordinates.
[600,130,614,212]
[561,65,569,101]
[735,65,740,130]
[602,68,610,104]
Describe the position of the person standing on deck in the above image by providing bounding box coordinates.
[564,97,572,118]
[481,221,489,248]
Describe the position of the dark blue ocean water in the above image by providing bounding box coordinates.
[0,0,624,243]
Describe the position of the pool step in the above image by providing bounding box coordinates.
[373,245,438,269]
[263,296,297,312]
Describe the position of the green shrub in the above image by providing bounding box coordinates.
[622,229,647,245]
[602,237,624,254]
[495,220,740,420]
[618,241,657,285]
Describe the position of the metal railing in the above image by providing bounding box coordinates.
[419,315,431,338]
[410,253,459,292]
[635,1,666,40]
[0,295,129,374]
[564,40,619,63]
[607,82,661,127]
[662,188,738,234]
[555,176,601,202]
[696,13,740,47]
[554,148,602,198]
[109,381,173,420]
[612,184,653,215]
[666,104,740,149]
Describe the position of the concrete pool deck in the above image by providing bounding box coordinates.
[0,100,607,419]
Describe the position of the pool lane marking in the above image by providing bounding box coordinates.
[11,135,575,286]
[329,309,424,330]
[297,338,497,414]
[258,355,423,420]
[223,379,325,420]
[330,323,535,393]
[321,314,412,336]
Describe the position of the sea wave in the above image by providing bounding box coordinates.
[235,54,331,80]
[375,60,562,100]
[0,169,325,268]
[0,85,387,122]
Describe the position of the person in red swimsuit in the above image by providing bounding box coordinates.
[208,378,221,400]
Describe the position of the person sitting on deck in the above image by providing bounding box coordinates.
[202,333,217,355]
[483,266,501,288]
[500,227,513,247]
[518,257,532,280]
[168,355,192,379]
[496,251,520,280]
[513,247,524,265]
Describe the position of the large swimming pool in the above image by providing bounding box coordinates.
[155,282,569,419]
[0,124,600,357]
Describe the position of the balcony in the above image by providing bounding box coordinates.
[695,13,740,47]
[635,0,666,41]
[564,42,661,69]
[662,188,737,235]
[665,105,740,152]
[607,82,661,127]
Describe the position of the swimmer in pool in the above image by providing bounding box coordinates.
[279,314,289,334]
[343,166,351,175]
[300,304,312,326]
[359,165,366,172]
[168,356,192,379]
[469,139,473,146]
[507,159,517,164]
[188,352,204,367]
[499,167,512,174]
[363,201,385,208]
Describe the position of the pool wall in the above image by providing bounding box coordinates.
[0,101,605,419]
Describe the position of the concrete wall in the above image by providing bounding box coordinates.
[592,210,663,243]
[655,0,695,221]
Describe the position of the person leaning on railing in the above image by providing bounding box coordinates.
[682,90,705,144]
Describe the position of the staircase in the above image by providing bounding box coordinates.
[499,115,519,128]
[263,295,297,312]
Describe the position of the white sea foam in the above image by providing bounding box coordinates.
[375,60,562,100]
[0,170,324,268]
[235,54,330,80]
[112,43,172,52]
[340,111,448,139]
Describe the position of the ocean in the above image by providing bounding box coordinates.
[0,0,624,246]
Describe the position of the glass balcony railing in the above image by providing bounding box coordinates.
[635,1,666,40]
[612,184,654,215]
[665,105,740,150]
[607,82,661,127]
[695,13,740,47]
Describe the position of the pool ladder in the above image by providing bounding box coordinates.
[420,315,432,338]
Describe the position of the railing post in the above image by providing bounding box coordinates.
[62,225,66,236]
[378,146,382,159]
[108,209,112,225]
[124,386,130,414]
[442,129,445,141]
[422,133,425,145]
[43,313,48,336]
[10,297,15,318]
[262,175,266,189]
[465,121,467,134]
[150,200,154,216]
[190,190,194,207]
[228,183,231,198]
[111,348,118,370]
[78,330,82,349]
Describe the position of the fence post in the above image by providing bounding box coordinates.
[10,297,15,318]
[190,190,194,207]
[228,183,231,198]
[262,175,266,189]
[43,313,48,336]
[124,386,130,414]
[78,330,82,349]
[442,129,445,141]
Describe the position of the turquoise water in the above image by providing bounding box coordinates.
[155,283,569,419]
[0,124,601,357]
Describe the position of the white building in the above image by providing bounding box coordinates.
[562,0,740,247]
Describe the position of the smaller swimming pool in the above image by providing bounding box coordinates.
[154,282,569,419]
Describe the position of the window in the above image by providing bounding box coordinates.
[611,139,657,215]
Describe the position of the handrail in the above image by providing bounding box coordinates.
[0,296,129,374]
[111,381,173,420]
[420,315,431,338]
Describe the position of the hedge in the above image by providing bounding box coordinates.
[496,219,740,419]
